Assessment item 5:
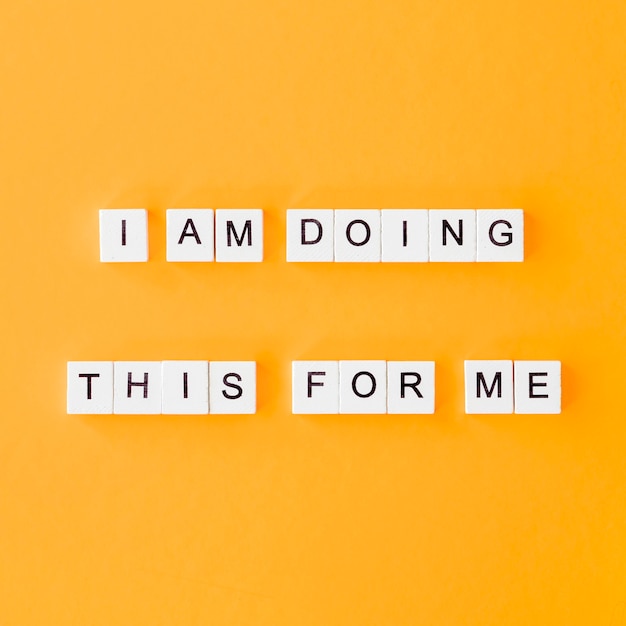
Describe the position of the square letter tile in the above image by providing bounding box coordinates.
[387,361,435,414]
[99,209,148,262]
[162,361,209,415]
[215,209,263,262]
[114,362,162,414]
[464,360,514,414]
[477,209,524,262]
[292,361,339,414]
[166,209,214,262]
[428,210,476,262]
[339,360,387,414]
[286,210,334,262]
[514,361,561,414]
[334,210,381,262]
[67,361,113,414]
[381,210,429,262]
[209,361,256,414]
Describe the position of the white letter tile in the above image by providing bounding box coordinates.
[514,361,561,414]
[334,210,381,262]
[381,210,429,262]
[464,360,514,414]
[114,361,162,414]
[215,209,263,262]
[292,361,339,414]
[166,209,214,262]
[339,360,387,414]
[99,209,148,262]
[162,361,209,415]
[477,209,524,262]
[387,361,435,414]
[428,210,476,262]
[209,361,256,414]
[286,209,334,262]
[67,361,113,414]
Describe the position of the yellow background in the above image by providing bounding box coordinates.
[1,1,625,624]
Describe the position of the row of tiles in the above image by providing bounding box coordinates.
[100,209,524,263]
[67,360,560,415]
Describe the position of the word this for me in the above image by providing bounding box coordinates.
[67,359,560,415]
[99,208,524,263]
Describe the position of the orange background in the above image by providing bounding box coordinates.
[1,1,626,624]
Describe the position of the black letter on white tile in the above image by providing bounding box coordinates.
[178,219,202,245]
[222,373,243,399]
[442,219,463,246]
[529,372,549,398]
[489,220,513,246]
[301,219,323,245]
[307,371,326,397]
[352,371,376,398]
[78,373,100,399]
[227,220,252,247]
[476,372,502,398]
[400,372,423,398]
[346,220,371,247]
[127,372,149,399]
